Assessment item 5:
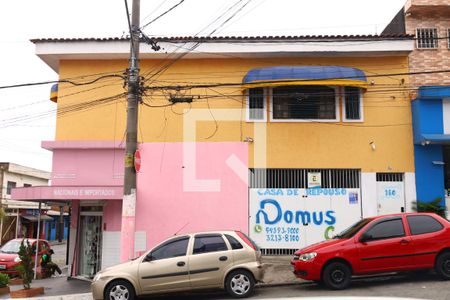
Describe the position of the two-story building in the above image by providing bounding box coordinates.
[383,0,450,214]
[0,162,51,243]
[13,34,415,279]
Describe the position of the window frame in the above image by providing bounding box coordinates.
[6,181,16,195]
[363,217,406,241]
[146,236,190,261]
[448,28,450,49]
[416,28,439,49]
[269,85,340,123]
[342,87,364,122]
[246,87,267,122]
[192,234,228,255]
[407,215,444,236]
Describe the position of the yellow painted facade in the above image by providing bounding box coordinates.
[55,55,414,172]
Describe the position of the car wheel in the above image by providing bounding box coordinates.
[104,280,136,300]
[322,261,351,290]
[435,252,450,280]
[225,269,255,298]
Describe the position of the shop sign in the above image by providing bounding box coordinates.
[249,188,362,249]
[307,172,321,188]
[53,188,117,197]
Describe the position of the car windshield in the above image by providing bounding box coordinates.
[0,240,22,254]
[334,218,373,239]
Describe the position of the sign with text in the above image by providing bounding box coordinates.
[249,188,362,249]
[308,172,322,188]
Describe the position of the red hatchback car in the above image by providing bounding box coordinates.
[291,213,450,290]
[0,239,50,275]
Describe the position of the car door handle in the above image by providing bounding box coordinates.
[177,261,185,267]
[400,239,410,244]
[219,256,228,261]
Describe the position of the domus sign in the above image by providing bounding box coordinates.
[249,188,362,249]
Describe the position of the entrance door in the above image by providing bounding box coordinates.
[376,173,406,215]
[78,209,103,279]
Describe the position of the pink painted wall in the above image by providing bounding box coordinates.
[136,142,249,248]
[51,148,124,186]
[103,201,122,231]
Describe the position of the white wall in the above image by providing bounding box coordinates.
[361,172,378,217]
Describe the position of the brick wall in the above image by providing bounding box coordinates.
[405,8,450,86]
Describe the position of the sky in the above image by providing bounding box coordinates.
[0,0,406,172]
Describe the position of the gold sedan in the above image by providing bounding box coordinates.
[91,231,264,299]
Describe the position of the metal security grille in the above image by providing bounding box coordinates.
[416,28,438,49]
[248,88,265,120]
[261,248,297,256]
[448,29,450,49]
[249,168,360,188]
[376,172,404,182]
[344,87,361,120]
[250,168,360,256]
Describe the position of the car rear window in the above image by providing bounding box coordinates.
[193,235,228,254]
[407,215,444,235]
[225,234,243,250]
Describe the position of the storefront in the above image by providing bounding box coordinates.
[411,86,450,216]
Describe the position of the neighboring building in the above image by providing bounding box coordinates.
[383,0,450,214]
[0,163,69,244]
[0,162,51,243]
[13,34,414,279]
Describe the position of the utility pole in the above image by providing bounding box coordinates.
[120,0,140,262]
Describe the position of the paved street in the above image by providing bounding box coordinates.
[7,244,449,300]
[136,273,450,300]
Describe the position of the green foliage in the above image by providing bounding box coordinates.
[15,240,34,290]
[412,198,446,218]
[0,273,9,288]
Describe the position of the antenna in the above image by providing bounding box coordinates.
[174,222,189,236]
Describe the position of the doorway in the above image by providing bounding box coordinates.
[376,173,406,215]
[78,206,103,279]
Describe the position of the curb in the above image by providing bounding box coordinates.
[257,281,310,288]
[5,293,92,300]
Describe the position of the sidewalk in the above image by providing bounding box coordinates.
[1,256,300,300]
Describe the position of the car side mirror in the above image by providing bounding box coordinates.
[144,253,154,262]
[359,232,372,243]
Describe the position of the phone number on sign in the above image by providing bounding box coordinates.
[265,226,300,242]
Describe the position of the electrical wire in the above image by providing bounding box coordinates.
[141,0,185,30]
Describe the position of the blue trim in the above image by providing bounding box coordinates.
[411,97,443,144]
[414,145,445,204]
[243,66,366,83]
[418,86,450,100]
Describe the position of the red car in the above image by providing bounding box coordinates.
[291,213,450,290]
[0,238,50,275]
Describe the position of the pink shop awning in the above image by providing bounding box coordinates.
[11,186,123,201]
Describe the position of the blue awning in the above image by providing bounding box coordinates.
[243,66,367,88]
[420,134,450,145]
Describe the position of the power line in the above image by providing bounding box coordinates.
[141,0,185,30]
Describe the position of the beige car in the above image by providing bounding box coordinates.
[91,231,264,299]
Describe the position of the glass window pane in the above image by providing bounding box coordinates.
[345,87,361,120]
[249,88,264,120]
[272,86,336,120]
[193,235,228,254]
[225,234,244,250]
[366,218,405,240]
[407,215,444,235]
[151,238,189,260]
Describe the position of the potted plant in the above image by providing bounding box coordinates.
[412,197,446,218]
[0,273,10,295]
[10,240,44,298]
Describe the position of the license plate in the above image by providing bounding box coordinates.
[0,265,6,270]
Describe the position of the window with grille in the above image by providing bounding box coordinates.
[247,88,266,121]
[271,85,338,121]
[416,28,438,49]
[343,87,362,121]
[448,29,450,48]
[6,181,16,195]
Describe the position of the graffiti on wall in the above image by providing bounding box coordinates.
[249,188,362,249]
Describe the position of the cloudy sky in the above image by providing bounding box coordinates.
[0,0,406,171]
